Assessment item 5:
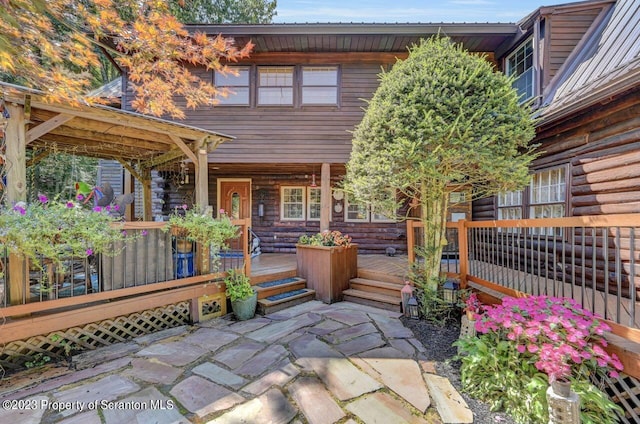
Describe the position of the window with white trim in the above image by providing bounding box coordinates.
[258,67,294,105]
[345,193,396,223]
[506,38,534,102]
[302,66,338,105]
[214,67,250,105]
[530,167,566,236]
[345,195,369,222]
[281,186,330,221]
[307,187,322,221]
[498,191,523,220]
[281,186,305,221]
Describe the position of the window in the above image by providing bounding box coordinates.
[281,187,305,220]
[307,187,322,221]
[214,67,250,105]
[530,167,566,236]
[281,186,330,221]
[498,191,523,220]
[506,38,534,101]
[345,196,369,222]
[345,192,396,223]
[258,67,294,105]
[302,66,338,105]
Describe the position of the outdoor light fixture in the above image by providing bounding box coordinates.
[401,281,413,317]
[407,296,419,320]
[310,172,317,187]
[443,279,460,304]
[258,203,265,218]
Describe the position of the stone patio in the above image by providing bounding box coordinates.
[0,301,474,424]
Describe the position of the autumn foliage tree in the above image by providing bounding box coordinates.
[344,37,537,291]
[0,0,253,118]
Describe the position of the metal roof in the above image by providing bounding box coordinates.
[186,22,520,53]
[536,0,640,124]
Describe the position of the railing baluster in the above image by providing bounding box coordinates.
[615,226,622,324]
[604,227,609,320]
[630,228,637,327]
[591,227,597,315]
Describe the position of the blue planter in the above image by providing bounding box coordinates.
[174,252,194,278]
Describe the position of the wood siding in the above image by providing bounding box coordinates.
[547,7,602,82]
[188,62,382,164]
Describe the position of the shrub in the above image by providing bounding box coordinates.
[455,295,623,424]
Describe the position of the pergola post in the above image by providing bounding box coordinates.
[320,163,331,232]
[195,140,210,274]
[5,103,27,305]
[141,168,152,221]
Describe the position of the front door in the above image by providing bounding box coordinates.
[218,179,251,219]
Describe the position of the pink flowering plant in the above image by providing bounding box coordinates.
[298,230,352,247]
[456,295,623,423]
[476,296,622,382]
[0,196,132,274]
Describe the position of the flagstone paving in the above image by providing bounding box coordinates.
[0,300,474,423]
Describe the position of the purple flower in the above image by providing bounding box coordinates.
[181,204,188,210]
[38,194,48,203]
[76,194,84,201]
[113,205,120,211]
[13,205,26,215]
[122,230,127,236]
[66,201,75,208]
[86,248,93,256]
[142,230,148,236]
[93,206,103,212]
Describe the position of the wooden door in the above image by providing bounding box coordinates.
[219,180,251,219]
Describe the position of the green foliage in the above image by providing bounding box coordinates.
[224,268,254,301]
[24,353,51,369]
[0,197,133,273]
[166,205,239,249]
[28,152,98,201]
[344,35,537,289]
[298,230,352,247]
[168,0,277,24]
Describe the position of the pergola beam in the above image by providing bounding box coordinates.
[169,134,198,165]
[26,113,74,145]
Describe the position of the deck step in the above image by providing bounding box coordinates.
[254,277,307,300]
[342,288,402,312]
[250,269,297,285]
[357,268,405,285]
[349,277,403,298]
[257,288,316,315]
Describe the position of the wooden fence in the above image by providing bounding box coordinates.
[407,215,640,380]
[0,219,250,345]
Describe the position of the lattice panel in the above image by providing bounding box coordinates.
[0,301,190,370]
[198,293,226,321]
[597,373,640,423]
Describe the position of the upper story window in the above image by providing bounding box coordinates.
[214,67,250,105]
[506,38,534,102]
[258,67,294,105]
[302,66,338,105]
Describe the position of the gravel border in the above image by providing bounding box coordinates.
[401,317,517,424]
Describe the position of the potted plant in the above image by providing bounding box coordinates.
[296,230,357,303]
[224,268,257,320]
[165,205,240,274]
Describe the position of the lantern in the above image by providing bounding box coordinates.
[407,296,419,320]
[401,281,413,317]
[443,279,460,305]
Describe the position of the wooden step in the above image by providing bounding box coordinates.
[342,288,402,312]
[257,289,316,315]
[349,277,403,298]
[357,268,405,285]
[250,269,297,285]
[254,277,307,300]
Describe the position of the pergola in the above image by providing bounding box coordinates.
[0,82,233,218]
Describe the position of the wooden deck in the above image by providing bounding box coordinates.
[251,253,411,280]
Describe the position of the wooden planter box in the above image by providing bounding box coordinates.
[296,244,358,304]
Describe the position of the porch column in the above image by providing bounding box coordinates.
[195,142,209,210]
[141,168,152,221]
[5,103,27,305]
[195,142,210,274]
[320,163,331,232]
[123,169,134,221]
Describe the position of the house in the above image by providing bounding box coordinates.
[110,0,639,257]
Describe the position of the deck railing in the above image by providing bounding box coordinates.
[0,219,249,319]
[408,215,640,330]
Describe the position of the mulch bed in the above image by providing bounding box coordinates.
[401,316,517,424]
